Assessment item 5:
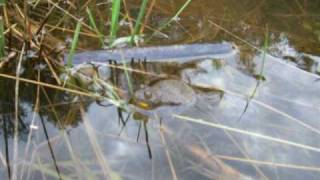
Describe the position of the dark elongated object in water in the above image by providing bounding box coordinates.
[67,42,236,65]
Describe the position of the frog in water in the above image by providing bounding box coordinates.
[132,79,197,110]
[131,79,222,111]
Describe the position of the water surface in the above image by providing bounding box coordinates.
[1,0,320,179]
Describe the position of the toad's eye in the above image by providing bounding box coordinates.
[144,90,152,99]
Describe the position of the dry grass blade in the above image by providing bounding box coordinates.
[140,0,156,33]
[174,115,320,153]
[216,155,320,172]
[46,0,92,30]
[0,70,129,110]
[20,70,41,180]
[214,119,268,179]
[79,103,112,179]
[0,72,99,98]
[159,124,179,180]
[0,150,6,167]
[223,89,320,136]
[12,43,25,180]
[188,145,253,179]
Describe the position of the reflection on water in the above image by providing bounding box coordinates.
[1,0,320,179]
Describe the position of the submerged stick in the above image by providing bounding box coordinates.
[67,42,237,65]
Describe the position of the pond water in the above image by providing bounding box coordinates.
[1,0,320,179]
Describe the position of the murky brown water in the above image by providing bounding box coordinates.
[1,1,320,179]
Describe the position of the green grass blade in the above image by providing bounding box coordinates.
[0,16,5,59]
[236,25,269,121]
[119,56,133,96]
[130,0,148,45]
[110,0,121,46]
[146,0,192,42]
[86,7,104,47]
[260,25,269,75]
[67,20,82,67]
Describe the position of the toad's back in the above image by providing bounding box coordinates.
[134,79,196,108]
